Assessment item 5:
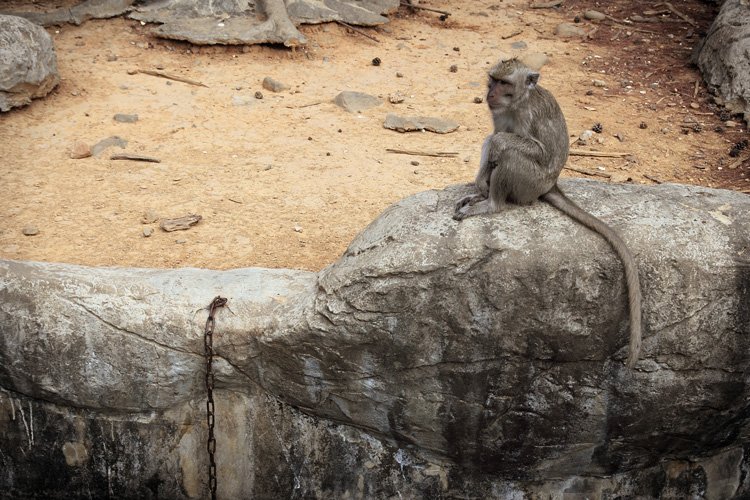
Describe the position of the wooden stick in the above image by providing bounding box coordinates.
[400,1,451,16]
[285,101,324,109]
[564,166,611,178]
[110,153,161,163]
[502,29,523,40]
[335,20,380,43]
[130,69,208,88]
[387,148,458,158]
[657,2,697,27]
[569,149,631,158]
[643,174,663,184]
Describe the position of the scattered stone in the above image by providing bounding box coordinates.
[411,160,419,166]
[690,102,700,109]
[255,91,263,99]
[639,122,648,129]
[114,113,138,123]
[141,209,159,224]
[262,77,290,93]
[520,52,548,70]
[449,64,458,73]
[69,141,92,159]
[0,15,60,112]
[592,79,606,87]
[388,91,405,104]
[143,227,153,237]
[577,130,595,145]
[453,47,460,52]
[586,89,594,96]
[91,136,127,157]
[725,120,738,128]
[372,57,381,66]
[22,225,39,236]
[554,23,587,38]
[396,72,404,78]
[293,225,303,233]
[160,214,202,232]
[106,54,118,62]
[584,10,606,21]
[383,114,460,134]
[175,238,186,244]
[614,132,625,142]
[474,96,483,104]
[334,91,382,113]
[511,41,527,50]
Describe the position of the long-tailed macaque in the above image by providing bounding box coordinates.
[454,58,642,368]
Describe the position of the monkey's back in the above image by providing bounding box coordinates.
[529,85,570,177]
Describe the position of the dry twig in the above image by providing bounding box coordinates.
[129,68,208,87]
[564,166,611,178]
[335,20,380,42]
[387,148,458,158]
[110,153,161,163]
[569,149,631,158]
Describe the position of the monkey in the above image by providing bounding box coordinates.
[454,58,642,368]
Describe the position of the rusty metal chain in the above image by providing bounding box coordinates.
[204,296,227,500]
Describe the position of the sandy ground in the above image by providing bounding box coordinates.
[1,0,747,272]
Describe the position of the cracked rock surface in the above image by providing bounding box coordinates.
[1,180,749,497]
[694,0,750,122]
[0,15,60,112]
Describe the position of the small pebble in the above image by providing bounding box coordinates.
[474,96,484,104]
[294,225,303,233]
[592,79,606,87]
[584,10,606,21]
[255,91,263,99]
[411,160,420,166]
[453,47,460,52]
[396,72,404,78]
[725,120,738,128]
[143,227,153,237]
[262,77,290,93]
[114,113,138,123]
[69,141,92,159]
[22,225,39,236]
[372,57,382,66]
[639,122,648,129]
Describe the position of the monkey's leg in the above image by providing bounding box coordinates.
[454,165,509,220]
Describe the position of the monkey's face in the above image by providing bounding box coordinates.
[486,62,540,111]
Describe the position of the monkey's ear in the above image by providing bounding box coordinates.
[525,72,540,88]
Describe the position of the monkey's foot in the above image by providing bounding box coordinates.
[454,194,485,213]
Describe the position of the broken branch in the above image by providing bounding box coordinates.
[569,149,631,158]
[129,69,208,88]
[387,148,458,158]
[400,1,451,17]
[563,166,611,178]
[335,20,380,43]
[110,153,161,163]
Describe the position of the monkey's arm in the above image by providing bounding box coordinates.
[454,136,495,215]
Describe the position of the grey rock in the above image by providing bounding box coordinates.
[383,113,459,133]
[2,0,135,26]
[21,225,38,236]
[128,0,398,46]
[0,15,59,112]
[1,181,750,497]
[91,136,128,157]
[694,0,750,123]
[113,113,138,123]
[262,76,290,93]
[555,22,587,37]
[334,90,382,112]
[584,9,606,21]
[511,40,527,50]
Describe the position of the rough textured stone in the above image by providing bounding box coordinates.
[383,113,460,133]
[555,22,587,38]
[2,0,135,26]
[694,0,750,122]
[0,15,59,112]
[334,90,382,112]
[1,180,749,498]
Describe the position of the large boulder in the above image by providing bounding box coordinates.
[694,0,750,122]
[0,15,59,112]
[1,180,749,498]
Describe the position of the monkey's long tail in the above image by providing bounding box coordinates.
[542,185,642,369]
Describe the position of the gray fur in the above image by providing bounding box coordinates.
[453,58,643,368]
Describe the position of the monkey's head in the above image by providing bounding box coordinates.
[486,58,540,111]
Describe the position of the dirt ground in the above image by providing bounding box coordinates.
[1,0,747,272]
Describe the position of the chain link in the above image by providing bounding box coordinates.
[204,296,227,500]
